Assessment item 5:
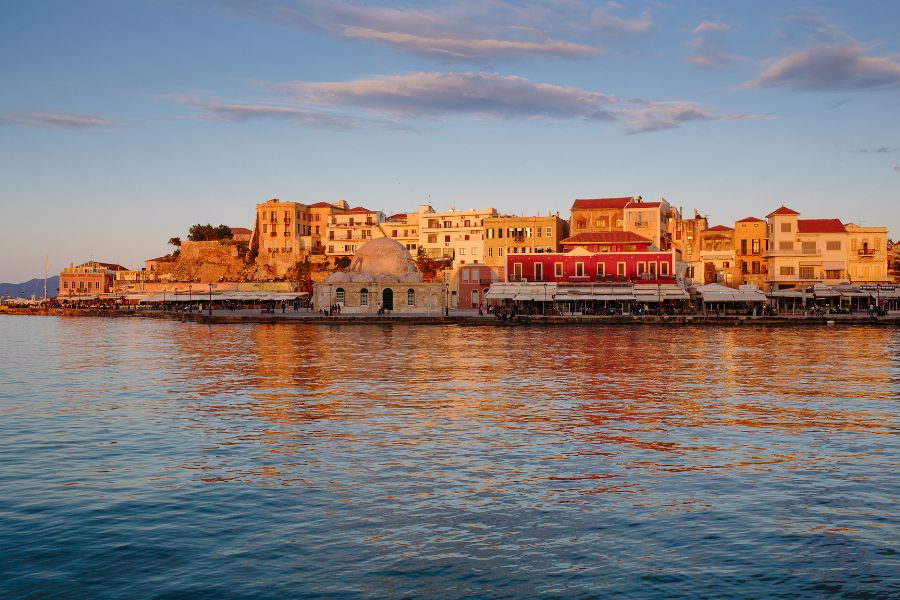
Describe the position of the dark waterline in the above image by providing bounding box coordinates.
[1,316,898,598]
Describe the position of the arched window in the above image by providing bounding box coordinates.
[360,288,368,306]
[407,289,415,306]
[336,288,345,304]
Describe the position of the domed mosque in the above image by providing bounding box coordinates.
[313,237,445,314]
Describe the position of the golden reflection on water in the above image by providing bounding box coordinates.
[147,323,900,494]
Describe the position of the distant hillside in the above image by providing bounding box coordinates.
[0,276,59,298]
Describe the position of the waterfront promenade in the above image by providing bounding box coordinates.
[4,306,899,326]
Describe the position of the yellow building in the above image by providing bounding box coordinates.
[845,223,890,284]
[699,225,739,286]
[734,217,768,289]
[325,206,386,257]
[666,207,708,286]
[308,200,349,248]
[765,206,849,289]
[482,213,568,280]
[251,199,314,258]
[417,204,497,269]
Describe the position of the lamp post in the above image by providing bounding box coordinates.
[188,285,193,312]
[208,283,213,316]
[543,283,547,315]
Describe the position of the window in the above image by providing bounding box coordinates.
[826,241,841,251]
[498,248,503,256]
[617,262,626,277]
[407,289,415,306]
[488,247,493,257]
[660,262,669,276]
[392,230,397,238]
[444,235,450,243]
[752,239,761,254]
[596,263,605,277]
[546,227,552,237]
[780,266,795,276]
[649,262,657,277]
[637,261,646,275]
[741,239,748,254]
[575,262,584,277]
[328,245,334,253]
[427,234,437,243]
[799,266,815,279]
[534,263,543,281]
[471,247,478,255]
[752,261,760,275]
[781,222,792,233]
[336,288,345,304]
[554,262,563,277]
[779,241,793,251]
[576,220,586,229]
[801,241,817,254]
[262,224,268,233]
[459,248,467,255]
[537,228,542,237]
[513,263,523,281]
[360,288,368,306]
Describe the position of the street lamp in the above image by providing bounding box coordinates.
[208,283,213,316]
[543,282,547,315]
[188,285,193,312]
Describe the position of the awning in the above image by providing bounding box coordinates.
[555,293,635,301]
[822,262,844,270]
[696,283,766,303]
[486,282,557,301]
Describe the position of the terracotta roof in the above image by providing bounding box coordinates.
[704,225,734,232]
[347,206,372,213]
[626,201,661,208]
[736,216,764,223]
[147,256,171,262]
[571,197,633,210]
[560,231,653,245]
[798,219,846,234]
[97,262,128,271]
[230,227,252,234]
[766,206,800,217]
[307,202,335,209]
[387,213,408,221]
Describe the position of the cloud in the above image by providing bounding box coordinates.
[340,27,599,60]
[893,163,900,172]
[216,0,652,61]
[191,101,409,130]
[856,147,898,154]
[0,112,112,130]
[743,44,900,91]
[268,71,752,133]
[687,21,740,68]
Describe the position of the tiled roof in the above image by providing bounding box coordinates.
[766,206,800,217]
[704,225,734,232]
[347,206,372,213]
[98,262,128,271]
[571,197,633,210]
[560,231,653,245]
[798,219,846,233]
[736,216,764,223]
[626,201,661,208]
[230,227,252,234]
[307,202,335,209]
[387,213,408,221]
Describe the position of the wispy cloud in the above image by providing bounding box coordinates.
[687,21,740,68]
[267,71,752,133]
[743,13,900,91]
[215,0,652,62]
[0,112,112,130]
[856,146,898,154]
[743,44,900,90]
[186,100,409,130]
[340,27,599,60]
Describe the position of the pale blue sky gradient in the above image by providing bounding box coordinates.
[1,0,898,281]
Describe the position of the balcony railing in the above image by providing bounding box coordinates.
[858,248,877,257]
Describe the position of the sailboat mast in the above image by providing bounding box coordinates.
[44,255,48,301]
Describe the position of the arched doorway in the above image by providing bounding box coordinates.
[382,288,394,311]
[471,289,479,307]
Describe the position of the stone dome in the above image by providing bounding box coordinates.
[324,237,423,284]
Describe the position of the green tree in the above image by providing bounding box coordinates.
[168,237,181,247]
[188,224,233,241]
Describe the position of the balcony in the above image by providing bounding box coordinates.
[857,248,877,257]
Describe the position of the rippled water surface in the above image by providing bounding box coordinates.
[1,316,898,598]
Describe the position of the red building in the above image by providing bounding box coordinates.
[59,261,127,297]
[506,247,676,284]
[456,264,497,308]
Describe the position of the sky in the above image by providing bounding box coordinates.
[1,0,899,282]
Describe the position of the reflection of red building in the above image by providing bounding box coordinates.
[456,265,497,308]
[506,247,676,283]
